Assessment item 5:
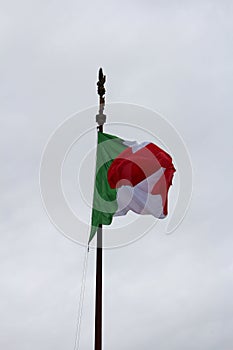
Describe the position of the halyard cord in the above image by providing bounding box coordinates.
[73,244,89,350]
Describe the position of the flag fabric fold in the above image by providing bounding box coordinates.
[89,132,176,243]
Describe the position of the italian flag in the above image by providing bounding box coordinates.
[90,132,176,242]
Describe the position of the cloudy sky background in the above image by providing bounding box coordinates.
[1,0,233,349]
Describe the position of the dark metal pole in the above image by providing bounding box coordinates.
[95,224,102,350]
[95,68,106,350]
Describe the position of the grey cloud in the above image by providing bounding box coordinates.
[1,0,233,349]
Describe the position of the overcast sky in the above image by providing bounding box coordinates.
[1,0,233,349]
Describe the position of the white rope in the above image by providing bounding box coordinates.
[73,244,89,350]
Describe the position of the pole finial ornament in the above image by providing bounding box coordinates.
[97,68,106,98]
[96,68,106,127]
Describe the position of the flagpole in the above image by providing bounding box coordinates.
[95,68,106,350]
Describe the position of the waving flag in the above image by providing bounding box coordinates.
[90,132,176,242]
